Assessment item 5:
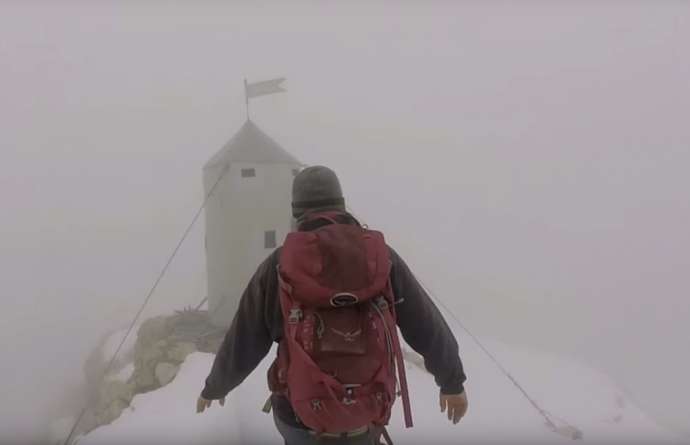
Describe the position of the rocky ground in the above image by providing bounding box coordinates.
[71,309,226,440]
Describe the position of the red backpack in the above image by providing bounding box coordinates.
[268,213,413,435]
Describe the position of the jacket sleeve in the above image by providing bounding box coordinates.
[201,251,278,400]
[389,247,467,395]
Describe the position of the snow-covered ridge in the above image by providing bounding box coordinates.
[75,325,682,445]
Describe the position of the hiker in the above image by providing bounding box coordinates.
[197,166,468,444]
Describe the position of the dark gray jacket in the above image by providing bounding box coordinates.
[202,215,466,425]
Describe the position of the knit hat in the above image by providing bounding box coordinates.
[291,166,345,219]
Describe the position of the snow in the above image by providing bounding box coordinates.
[79,332,684,445]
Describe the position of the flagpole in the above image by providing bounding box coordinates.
[244,78,250,121]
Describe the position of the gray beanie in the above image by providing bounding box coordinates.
[292,165,345,219]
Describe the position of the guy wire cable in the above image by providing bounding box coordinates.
[62,163,230,445]
[344,205,562,432]
[416,277,560,432]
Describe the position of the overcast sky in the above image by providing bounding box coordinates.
[1,1,689,442]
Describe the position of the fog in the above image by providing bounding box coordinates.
[1,1,689,443]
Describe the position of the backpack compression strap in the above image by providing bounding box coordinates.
[382,281,413,428]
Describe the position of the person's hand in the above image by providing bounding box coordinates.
[440,390,468,424]
[196,394,225,413]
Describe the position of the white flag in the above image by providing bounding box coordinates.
[245,77,286,99]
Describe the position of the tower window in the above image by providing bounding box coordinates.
[264,230,277,249]
[241,168,256,178]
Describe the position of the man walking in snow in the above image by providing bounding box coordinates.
[197,166,468,444]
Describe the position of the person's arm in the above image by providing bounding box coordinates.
[389,247,467,395]
[200,251,279,401]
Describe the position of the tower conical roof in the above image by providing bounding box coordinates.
[204,120,301,169]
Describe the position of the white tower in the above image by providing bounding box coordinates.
[203,120,302,327]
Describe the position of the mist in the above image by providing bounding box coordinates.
[1,1,689,443]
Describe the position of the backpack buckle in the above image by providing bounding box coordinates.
[342,386,358,405]
[311,399,323,411]
[375,296,389,310]
[288,308,303,324]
